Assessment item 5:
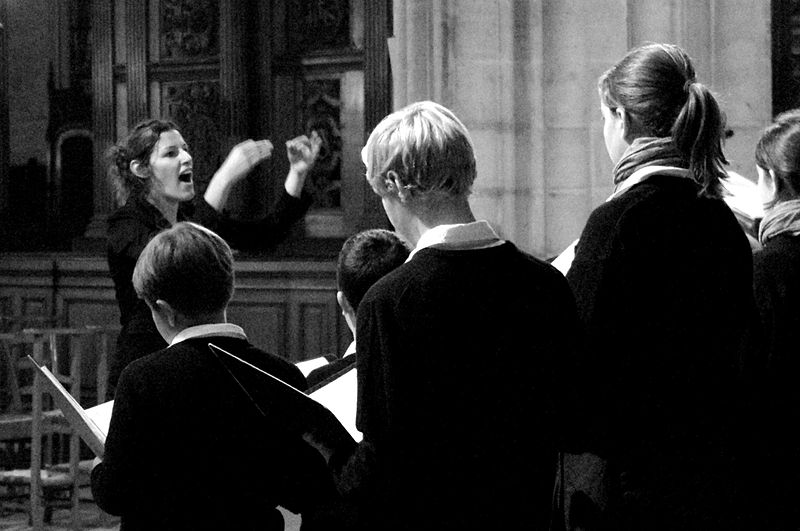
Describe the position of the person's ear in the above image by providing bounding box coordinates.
[616,107,633,143]
[130,159,150,180]
[385,170,412,202]
[336,291,353,316]
[154,299,178,328]
[768,169,778,188]
[337,290,357,335]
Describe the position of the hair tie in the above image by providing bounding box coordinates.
[683,79,697,94]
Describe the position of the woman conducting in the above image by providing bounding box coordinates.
[106,119,320,391]
[564,43,757,530]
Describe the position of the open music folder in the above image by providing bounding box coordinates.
[209,343,362,442]
[27,355,112,458]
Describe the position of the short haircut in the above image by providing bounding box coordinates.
[362,101,477,200]
[755,109,800,207]
[337,229,410,311]
[133,222,234,319]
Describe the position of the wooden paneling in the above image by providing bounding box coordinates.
[0,254,343,362]
[773,0,800,115]
[125,0,149,126]
[88,0,116,239]
[361,0,391,231]
[56,256,122,328]
[0,256,56,321]
[0,2,8,224]
[227,300,288,358]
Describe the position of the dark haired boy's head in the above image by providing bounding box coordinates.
[133,222,234,337]
[336,229,409,333]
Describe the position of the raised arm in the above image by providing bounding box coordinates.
[284,130,322,198]
[204,139,274,211]
[196,132,322,251]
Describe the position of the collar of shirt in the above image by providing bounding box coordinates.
[169,323,248,347]
[407,220,503,262]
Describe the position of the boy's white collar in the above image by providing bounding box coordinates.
[169,323,247,346]
[407,220,502,261]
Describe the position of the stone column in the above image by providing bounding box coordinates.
[390,0,771,258]
[391,0,626,257]
[625,0,771,178]
[708,0,771,178]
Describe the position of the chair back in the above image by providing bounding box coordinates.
[0,324,120,530]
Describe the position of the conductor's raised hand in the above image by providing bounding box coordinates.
[218,139,274,185]
[204,139,274,210]
[284,131,322,198]
[286,130,323,176]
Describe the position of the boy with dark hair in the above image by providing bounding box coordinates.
[91,221,337,531]
[306,229,409,388]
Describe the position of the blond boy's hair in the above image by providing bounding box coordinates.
[362,101,476,200]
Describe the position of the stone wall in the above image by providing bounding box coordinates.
[390,0,771,259]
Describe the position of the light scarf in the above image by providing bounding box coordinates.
[612,137,687,185]
[758,198,800,245]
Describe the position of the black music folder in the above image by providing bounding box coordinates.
[208,343,361,441]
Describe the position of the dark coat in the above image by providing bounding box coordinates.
[91,335,336,531]
[752,233,800,529]
[566,175,758,530]
[334,242,583,530]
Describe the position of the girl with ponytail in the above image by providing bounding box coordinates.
[750,110,800,528]
[563,43,757,530]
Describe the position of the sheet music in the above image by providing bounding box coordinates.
[309,366,361,442]
[86,400,114,436]
[552,239,577,276]
[295,356,330,377]
[28,355,108,458]
[209,343,362,442]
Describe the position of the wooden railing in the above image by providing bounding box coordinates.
[0,253,350,363]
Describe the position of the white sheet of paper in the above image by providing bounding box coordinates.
[85,400,114,436]
[295,356,330,377]
[552,239,577,276]
[309,368,361,442]
[29,355,107,457]
[722,171,763,220]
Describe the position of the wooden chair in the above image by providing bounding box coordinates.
[0,327,102,530]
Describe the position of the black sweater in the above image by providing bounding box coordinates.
[751,233,800,528]
[335,241,582,530]
[91,336,336,531]
[753,233,800,369]
[566,175,757,529]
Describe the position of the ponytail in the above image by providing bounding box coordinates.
[600,43,728,198]
[672,82,728,198]
[106,144,140,207]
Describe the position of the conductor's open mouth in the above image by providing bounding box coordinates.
[179,171,193,183]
